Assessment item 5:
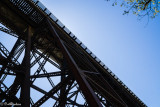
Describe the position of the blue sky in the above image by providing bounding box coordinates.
[0,0,160,106]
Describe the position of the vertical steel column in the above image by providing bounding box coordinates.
[47,19,102,107]
[59,60,67,106]
[20,26,32,106]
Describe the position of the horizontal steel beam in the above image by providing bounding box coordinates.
[30,71,68,78]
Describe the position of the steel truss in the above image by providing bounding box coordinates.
[0,19,122,107]
[0,0,146,107]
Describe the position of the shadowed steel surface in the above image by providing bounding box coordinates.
[0,0,147,106]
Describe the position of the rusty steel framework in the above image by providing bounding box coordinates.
[0,0,147,106]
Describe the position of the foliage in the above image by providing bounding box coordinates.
[111,0,160,19]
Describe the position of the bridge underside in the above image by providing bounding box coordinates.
[0,0,146,106]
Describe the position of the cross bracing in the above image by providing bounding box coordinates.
[0,0,146,106]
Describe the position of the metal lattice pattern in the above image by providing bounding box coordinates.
[0,0,146,106]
